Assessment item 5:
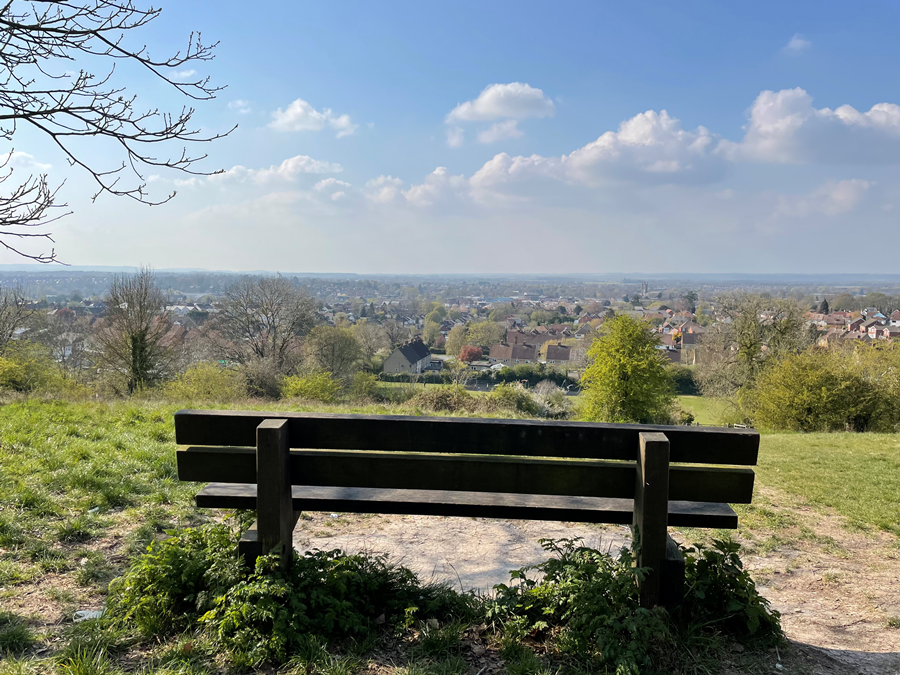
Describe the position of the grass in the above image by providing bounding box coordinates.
[0,396,898,673]
[756,432,900,536]
[677,395,730,426]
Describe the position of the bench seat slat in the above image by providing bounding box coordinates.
[196,483,739,529]
[175,410,759,466]
[178,448,755,504]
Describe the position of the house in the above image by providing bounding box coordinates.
[382,339,432,374]
[847,318,865,332]
[488,343,537,366]
[890,310,900,328]
[545,343,571,366]
[467,360,493,372]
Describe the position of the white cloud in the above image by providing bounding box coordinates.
[330,191,347,201]
[720,88,900,164]
[173,69,197,78]
[365,175,404,203]
[228,99,252,114]
[773,179,871,218]
[4,151,52,172]
[469,109,724,194]
[446,83,555,123]
[402,167,469,206]
[212,155,343,184]
[783,34,811,55]
[269,98,359,138]
[313,178,352,192]
[446,127,465,148]
[478,120,524,144]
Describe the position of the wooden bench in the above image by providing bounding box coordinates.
[174,410,759,608]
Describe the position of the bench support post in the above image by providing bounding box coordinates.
[633,431,670,608]
[244,419,295,570]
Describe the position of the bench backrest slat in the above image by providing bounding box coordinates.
[177,447,756,504]
[175,410,759,465]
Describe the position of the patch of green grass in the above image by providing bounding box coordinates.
[757,433,900,536]
[74,551,116,588]
[887,616,900,629]
[677,395,730,426]
[0,611,36,654]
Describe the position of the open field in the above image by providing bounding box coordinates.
[0,399,898,674]
[676,395,731,426]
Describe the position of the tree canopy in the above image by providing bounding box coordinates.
[579,314,674,424]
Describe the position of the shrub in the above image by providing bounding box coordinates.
[105,524,244,638]
[0,341,87,395]
[532,380,572,419]
[666,364,699,395]
[282,372,341,403]
[242,358,287,399]
[348,372,379,401]
[201,549,465,666]
[487,539,667,670]
[678,539,782,641]
[742,347,894,432]
[408,387,475,413]
[163,362,245,402]
[483,383,540,416]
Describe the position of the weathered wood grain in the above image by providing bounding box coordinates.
[634,432,670,608]
[195,483,739,529]
[174,409,759,465]
[177,447,755,503]
[256,419,293,569]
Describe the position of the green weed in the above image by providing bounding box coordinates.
[0,611,36,654]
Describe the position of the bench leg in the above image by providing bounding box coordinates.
[238,520,262,568]
[659,534,685,608]
[256,419,295,570]
[633,431,670,608]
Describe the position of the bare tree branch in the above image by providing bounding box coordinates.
[0,1,233,261]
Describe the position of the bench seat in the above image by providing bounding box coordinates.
[196,483,739,529]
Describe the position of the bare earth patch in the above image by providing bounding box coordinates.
[293,486,900,675]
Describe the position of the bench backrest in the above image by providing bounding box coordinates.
[175,410,759,505]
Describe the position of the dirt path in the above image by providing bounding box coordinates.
[293,489,900,675]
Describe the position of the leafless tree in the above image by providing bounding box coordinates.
[382,319,409,347]
[30,309,94,378]
[210,276,317,370]
[0,1,232,261]
[95,266,171,392]
[352,319,389,369]
[0,283,31,351]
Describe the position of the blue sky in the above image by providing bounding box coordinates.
[7,0,900,272]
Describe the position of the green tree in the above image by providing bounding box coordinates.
[422,320,441,346]
[579,315,674,424]
[466,321,505,349]
[682,290,699,313]
[445,324,468,357]
[303,326,362,378]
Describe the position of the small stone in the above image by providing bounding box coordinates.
[471,645,486,657]
[375,614,385,625]
[775,664,783,671]
[426,618,440,629]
